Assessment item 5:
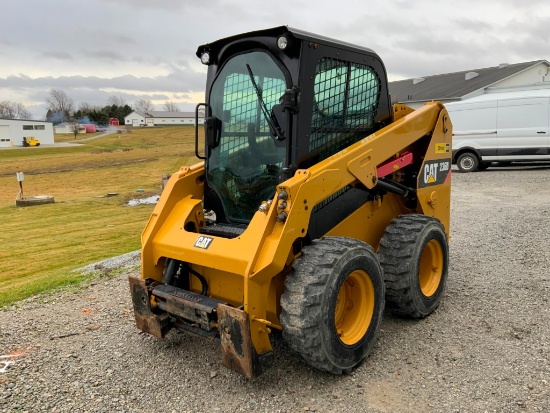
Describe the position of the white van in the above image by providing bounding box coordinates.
[446,89,550,172]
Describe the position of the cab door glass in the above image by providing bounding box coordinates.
[207,52,288,222]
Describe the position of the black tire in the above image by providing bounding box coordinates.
[378,215,449,318]
[477,162,491,171]
[456,152,479,172]
[280,237,385,374]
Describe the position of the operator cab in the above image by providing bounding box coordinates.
[195,26,392,234]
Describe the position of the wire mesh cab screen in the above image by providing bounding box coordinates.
[311,58,381,161]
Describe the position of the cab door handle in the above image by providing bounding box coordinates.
[537,131,547,134]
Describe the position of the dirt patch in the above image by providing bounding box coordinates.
[0,157,159,177]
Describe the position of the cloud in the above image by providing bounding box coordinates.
[95,0,222,11]
[0,68,206,94]
[0,0,549,120]
[84,50,130,62]
[41,51,74,60]
[0,66,206,119]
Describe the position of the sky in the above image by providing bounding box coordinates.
[1,0,549,120]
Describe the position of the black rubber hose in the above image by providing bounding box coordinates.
[187,264,208,296]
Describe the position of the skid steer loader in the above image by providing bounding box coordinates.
[129,26,452,378]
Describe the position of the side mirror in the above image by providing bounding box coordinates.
[279,86,301,114]
[205,116,222,148]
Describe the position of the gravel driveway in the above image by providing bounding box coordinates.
[1,164,550,412]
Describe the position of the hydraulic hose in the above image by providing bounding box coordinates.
[186,263,208,296]
[163,259,209,296]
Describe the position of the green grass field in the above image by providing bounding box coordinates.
[0,126,203,307]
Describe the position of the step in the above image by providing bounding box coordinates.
[152,284,226,331]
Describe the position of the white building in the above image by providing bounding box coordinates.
[0,119,54,148]
[389,60,550,109]
[124,111,204,127]
[54,122,86,134]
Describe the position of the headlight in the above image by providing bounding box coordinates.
[200,52,210,65]
[277,36,288,50]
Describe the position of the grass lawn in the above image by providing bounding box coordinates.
[0,126,203,307]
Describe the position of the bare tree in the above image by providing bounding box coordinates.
[78,102,94,112]
[163,101,180,112]
[67,121,82,139]
[46,89,74,122]
[108,95,127,107]
[0,101,32,119]
[133,99,155,113]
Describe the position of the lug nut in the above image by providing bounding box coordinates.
[258,199,273,213]
[276,212,288,223]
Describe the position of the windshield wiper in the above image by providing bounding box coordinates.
[246,64,285,141]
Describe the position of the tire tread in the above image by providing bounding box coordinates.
[378,214,447,318]
[280,237,380,374]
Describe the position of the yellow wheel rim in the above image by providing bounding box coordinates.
[419,239,444,297]
[334,270,374,346]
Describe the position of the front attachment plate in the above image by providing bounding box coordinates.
[129,277,171,338]
[218,304,271,379]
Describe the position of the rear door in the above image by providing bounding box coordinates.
[0,125,10,147]
[0,125,9,140]
[496,97,550,159]
[448,101,498,159]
